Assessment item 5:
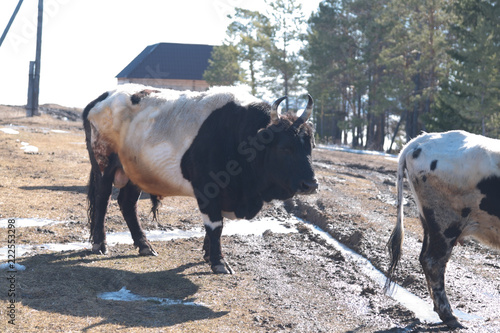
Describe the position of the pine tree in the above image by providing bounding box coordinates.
[226,8,272,96]
[436,0,500,137]
[203,44,241,86]
[260,0,308,111]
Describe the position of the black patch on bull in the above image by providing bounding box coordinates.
[130,89,160,105]
[82,92,109,121]
[461,207,471,218]
[430,160,438,171]
[180,101,316,222]
[412,147,422,159]
[477,176,500,219]
[421,207,448,257]
[444,224,461,240]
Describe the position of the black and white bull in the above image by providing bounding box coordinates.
[83,84,318,274]
[386,130,500,328]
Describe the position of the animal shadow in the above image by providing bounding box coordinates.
[1,251,227,330]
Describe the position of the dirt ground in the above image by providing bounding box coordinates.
[0,105,499,332]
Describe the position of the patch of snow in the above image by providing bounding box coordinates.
[98,286,203,306]
[106,229,204,245]
[0,228,205,261]
[20,142,38,154]
[51,129,69,134]
[0,263,26,271]
[0,218,67,228]
[0,128,19,134]
[317,144,398,161]
[0,217,296,261]
[223,217,297,236]
[0,242,91,261]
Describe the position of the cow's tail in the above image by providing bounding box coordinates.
[385,145,408,294]
[82,92,109,241]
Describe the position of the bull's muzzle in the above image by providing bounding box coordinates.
[298,179,319,194]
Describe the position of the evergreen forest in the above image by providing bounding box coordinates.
[204,0,500,152]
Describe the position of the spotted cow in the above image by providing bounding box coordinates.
[83,84,318,274]
[386,130,500,328]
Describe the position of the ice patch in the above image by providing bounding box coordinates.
[106,229,204,245]
[0,263,26,271]
[0,229,204,261]
[51,129,69,134]
[0,217,297,261]
[305,221,483,325]
[0,242,91,261]
[1,128,19,134]
[0,218,67,228]
[98,286,203,306]
[223,217,297,236]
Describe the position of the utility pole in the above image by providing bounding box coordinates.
[0,0,24,48]
[27,0,43,117]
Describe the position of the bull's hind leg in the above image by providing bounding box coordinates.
[89,168,114,255]
[117,182,157,256]
[202,214,233,274]
[419,207,464,329]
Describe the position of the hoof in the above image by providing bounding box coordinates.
[211,260,234,274]
[136,240,158,256]
[139,247,158,256]
[92,242,107,255]
[444,318,465,330]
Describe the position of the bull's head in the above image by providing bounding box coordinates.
[258,95,318,201]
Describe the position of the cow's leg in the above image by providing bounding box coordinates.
[419,208,464,329]
[203,233,210,263]
[89,167,114,255]
[202,214,233,274]
[117,182,157,256]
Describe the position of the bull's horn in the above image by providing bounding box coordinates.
[270,96,287,122]
[300,94,314,122]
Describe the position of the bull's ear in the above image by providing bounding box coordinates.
[270,96,287,122]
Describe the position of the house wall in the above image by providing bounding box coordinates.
[117,78,210,91]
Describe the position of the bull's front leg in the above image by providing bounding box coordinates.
[202,214,234,274]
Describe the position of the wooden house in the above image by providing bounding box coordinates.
[116,42,213,91]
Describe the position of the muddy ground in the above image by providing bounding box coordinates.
[0,105,499,332]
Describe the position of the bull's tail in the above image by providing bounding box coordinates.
[82,92,109,241]
[87,168,99,241]
[385,146,408,294]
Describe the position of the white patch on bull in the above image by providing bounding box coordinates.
[202,214,223,230]
[404,131,500,190]
[86,84,264,199]
[402,130,500,247]
[120,141,194,197]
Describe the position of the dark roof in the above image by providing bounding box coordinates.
[116,43,213,80]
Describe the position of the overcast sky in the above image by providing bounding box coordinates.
[0,0,320,108]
